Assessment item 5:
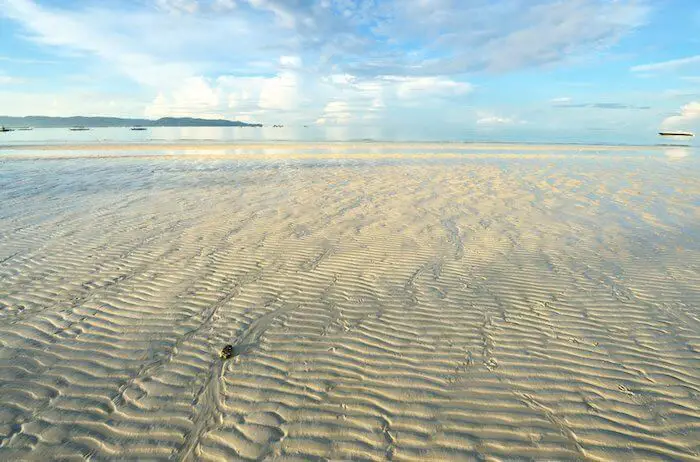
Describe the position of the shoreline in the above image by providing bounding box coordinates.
[1,141,693,163]
[0,140,687,152]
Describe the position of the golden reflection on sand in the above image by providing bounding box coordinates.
[0,147,698,460]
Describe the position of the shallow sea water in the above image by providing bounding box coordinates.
[0,144,699,461]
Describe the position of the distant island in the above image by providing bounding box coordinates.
[0,116,262,128]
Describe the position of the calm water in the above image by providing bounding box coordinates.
[0,126,697,147]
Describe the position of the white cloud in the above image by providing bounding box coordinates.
[2,0,279,88]
[220,77,264,110]
[4,0,647,91]
[279,55,302,69]
[661,101,700,129]
[315,74,386,125]
[144,55,310,121]
[484,0,647,72]
[476,113,522,125]
[155,0,200,14]
[362,0,650,75]
[212,0,237,11]
[0,0,655,132]
[0,55,56,64]
[550,96,572,103]
[259,72,301,111]
[155,0,238,14]
[386,76,472,99]
[2,0,192,87]
[0,75,25,85]
[314,74,471,123]
[243,0,300,28]
[176,77,220,107]
[258,56,305,111]
[0,90,145,117]
[145,77,221,118]
[316,101,351,125]
[631,55,700,73]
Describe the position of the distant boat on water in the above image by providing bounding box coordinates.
[659,131,694,137]
[69,126,90,131]
[17,127,33,131]
[1,125,14,132]
[130,126,148,131]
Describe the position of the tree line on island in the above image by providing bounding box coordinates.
[0,116,264,128]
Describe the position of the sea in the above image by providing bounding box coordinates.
[0,125,697,148]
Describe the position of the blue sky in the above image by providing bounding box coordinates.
[1,0,699,138]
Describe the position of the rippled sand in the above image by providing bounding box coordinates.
[1,145,699,461]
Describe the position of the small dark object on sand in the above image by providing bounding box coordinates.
[220,345,234,359]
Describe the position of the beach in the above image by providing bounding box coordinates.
[1,144,699,461]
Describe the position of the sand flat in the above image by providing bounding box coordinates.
[1,145,699,461]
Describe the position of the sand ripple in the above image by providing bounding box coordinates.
[1,151,699,460]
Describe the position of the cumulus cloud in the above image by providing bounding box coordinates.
[145,77,221,118]
[0,0,653,126]
[145,56,310,121]
[312,73,473,125]
[387,76,473,99]
[315,74,386,125]
[259,69,303,110]
[661,101,700,129]
[476,113,522,125]
[316,101,352,125]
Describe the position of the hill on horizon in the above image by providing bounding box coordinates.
[0,116,262,128]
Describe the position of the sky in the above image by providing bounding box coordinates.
[1,0,699,140]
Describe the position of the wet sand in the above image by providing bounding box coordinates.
[1,141,668,151]
[1,145,699,460]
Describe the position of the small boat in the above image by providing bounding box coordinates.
[659,131,694,137]
[69,126,90,131]
[1,125,14,132]
[130,126,148,131]
[17,127,33,131]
